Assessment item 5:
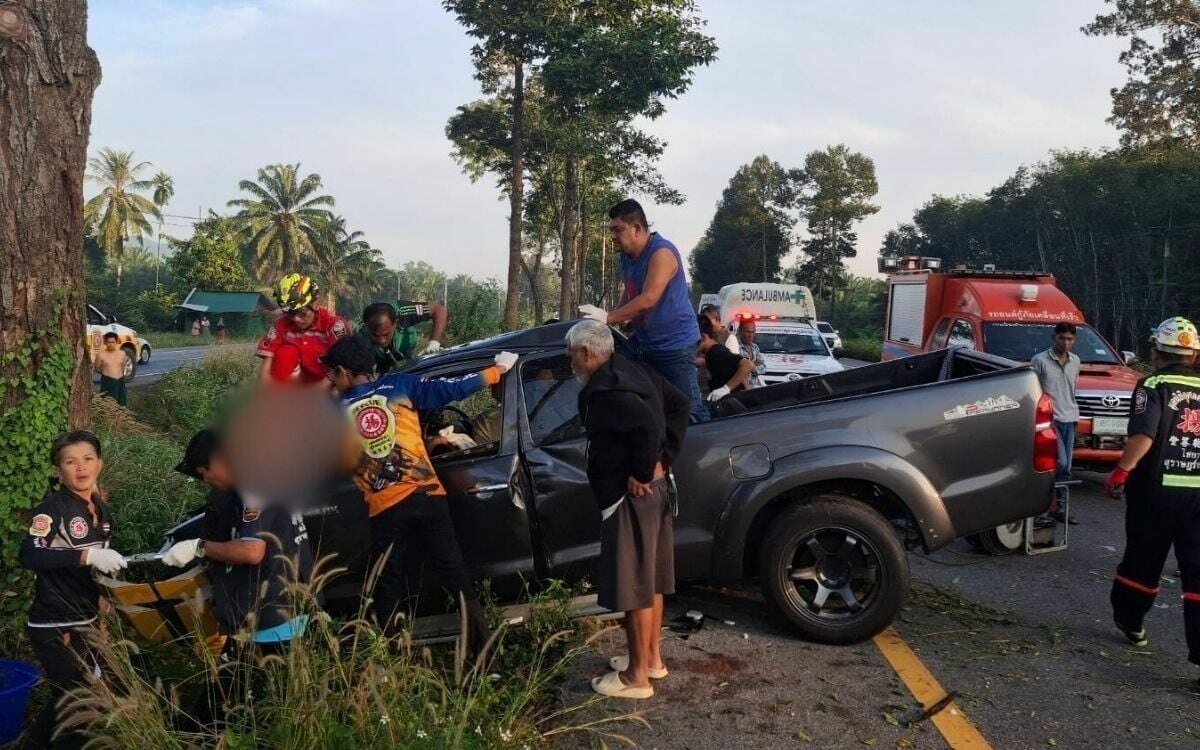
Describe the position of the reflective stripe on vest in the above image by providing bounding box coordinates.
[1163,474,1200,488]
[1143,374,1200,389]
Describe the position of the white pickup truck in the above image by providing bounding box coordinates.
[714,283,844,384]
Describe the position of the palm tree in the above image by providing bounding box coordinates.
[310,215,383,313]
[149,171,175,286]
[227,163,334,283]
[84,148,162,286]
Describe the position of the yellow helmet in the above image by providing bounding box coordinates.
[1149,316,1200,354]
[275,273,318,313]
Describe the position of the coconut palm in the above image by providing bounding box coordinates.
[84,148,162,286]
[310,215,383,313]
[149,171,175,286]
[227,163,334,283]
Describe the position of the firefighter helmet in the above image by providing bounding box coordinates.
[275,273,318,313]
[1149,316,1200,354]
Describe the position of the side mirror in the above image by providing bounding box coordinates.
[1122,351,1137,366]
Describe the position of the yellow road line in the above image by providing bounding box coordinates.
[873,626,993,750]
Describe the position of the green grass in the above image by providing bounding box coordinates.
[129,350,258,442]
[840,337,882,362]
[146,332,259,349]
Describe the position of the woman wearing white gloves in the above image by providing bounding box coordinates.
[20,430,128,747]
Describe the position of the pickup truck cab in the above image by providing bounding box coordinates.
[715,283,844,384]
[880,256,1140,469]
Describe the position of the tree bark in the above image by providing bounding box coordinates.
[0,0,100,429]
[558,156,580,319]
[503,60,525,332]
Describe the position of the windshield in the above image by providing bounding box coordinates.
[756,331,830,356]
[816,322,834,333]
[982,323,1119,365]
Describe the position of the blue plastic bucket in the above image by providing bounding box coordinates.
[0,660,40,745]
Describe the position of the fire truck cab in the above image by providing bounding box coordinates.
[880,256,1139,469]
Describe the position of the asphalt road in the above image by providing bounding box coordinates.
[120,343,253,387]
[560,477,1198,750]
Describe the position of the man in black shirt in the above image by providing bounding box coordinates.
[358,299,449,374]
[697,314,754,403]
[1106,317,1200,667]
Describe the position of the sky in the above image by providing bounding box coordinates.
[88,0,1127,283]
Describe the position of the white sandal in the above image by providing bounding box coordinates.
[591,670,654,699]
[609,655,668,679]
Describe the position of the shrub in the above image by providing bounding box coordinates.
[129,350,257,441]
[840,337,881,362]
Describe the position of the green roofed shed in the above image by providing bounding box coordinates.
[177,288,276,336]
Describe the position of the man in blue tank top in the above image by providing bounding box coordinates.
[579,199,708,423]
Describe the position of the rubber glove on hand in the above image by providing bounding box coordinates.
[707,385,731,402]
[1105,467,1130,499]
[163,539,201,568]
[494,351,518,373]
[579,305,608,324]
[420,340,443,357]
[85,548,128,575]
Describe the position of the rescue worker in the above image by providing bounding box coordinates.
[320,337,518,656]
[257,273,351,384]
[357,298,450,375]
[20,431,128,749]
[1106,317,1200,660]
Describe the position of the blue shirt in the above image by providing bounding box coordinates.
[619,233,699,354]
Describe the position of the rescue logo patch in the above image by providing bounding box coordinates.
[331,319,348,338]
[1134,388,1148,414]
[242,508,260,523]
[68,516,89,540]
[357,405,390,440]
[1178,407,1200,436]
[350,395,397,459]
[28,514,53,538]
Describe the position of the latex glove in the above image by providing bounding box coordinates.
[438,426,478,450]
[163,539,201,568]
[1105,467,1130,499]
[494,351,518,373]
[579,305,608,324]
[85,548,128,575]
[707,385,731,402]
[420,340,442,357]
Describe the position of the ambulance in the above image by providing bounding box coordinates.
[879,255,1139,468]
[714,282,844,385]
[87,303,140,381]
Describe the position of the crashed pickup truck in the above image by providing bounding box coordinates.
[174,324,1056,644]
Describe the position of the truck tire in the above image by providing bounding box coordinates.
[759,495,909,644]
[977,521,1024,555]
[120,346,137,383]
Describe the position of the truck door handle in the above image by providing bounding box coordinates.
[466,483,508,497]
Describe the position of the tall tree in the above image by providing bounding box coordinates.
[795,144,879,297]
[310,215,383,314]
[1085,1,1200,147]
[0,0,101,648]
[227,163,334,282]
[83,148,161,286]
[165,215,253,293]
[690,155,801,290]
[149,170,174,286]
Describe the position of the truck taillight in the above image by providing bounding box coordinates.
[1033,393,1057,473]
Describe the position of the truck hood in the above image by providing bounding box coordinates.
[1076,364,1141,394]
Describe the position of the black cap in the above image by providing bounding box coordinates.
[175,428,220,479]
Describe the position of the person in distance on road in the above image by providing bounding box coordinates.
[256,273,351,385]
[1106,317,1200,664]
[578,199,708,423]
[698,314,755,404]
[357,298,450,375]
[94,331,128,406]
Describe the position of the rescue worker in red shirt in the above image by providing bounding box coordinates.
[257,273,351,384]
[1107,317,1200,665]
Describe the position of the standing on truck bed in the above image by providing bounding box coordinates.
[880,255,1141,470]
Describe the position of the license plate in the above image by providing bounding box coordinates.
[1092,417,1128,436]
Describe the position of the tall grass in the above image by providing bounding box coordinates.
[129,350,257,442]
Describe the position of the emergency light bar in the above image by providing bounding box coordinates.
[1019,284,1038,303]
[878,255,942,273]
[735,313,780,320]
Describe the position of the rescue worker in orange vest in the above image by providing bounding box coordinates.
[1107,317,1200,665]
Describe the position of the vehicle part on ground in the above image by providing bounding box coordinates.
[759,496,909,644]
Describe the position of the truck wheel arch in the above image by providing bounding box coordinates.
[710,446,954,581]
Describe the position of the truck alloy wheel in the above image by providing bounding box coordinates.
[121,346,137,383]
[760,496,909,644]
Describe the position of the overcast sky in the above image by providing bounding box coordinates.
[88,0,1126,282]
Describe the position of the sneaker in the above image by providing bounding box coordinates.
[1115,620,1149,647]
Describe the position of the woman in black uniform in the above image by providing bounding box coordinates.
[20,431,128,749]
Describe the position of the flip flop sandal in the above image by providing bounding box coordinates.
[591,670,654,699]
[609,655,668,679]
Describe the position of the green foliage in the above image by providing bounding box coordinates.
[84,148,163,286]
[690,155,802,290]
[308,215,386,316]
[165,215,254,293]
[129,350,257,442]
[839,337,882,363]
[795,144,880,297]
[1084,2,1200,148]
[227,163,335,280]
[0,318,73,652]
[135,285,181,331]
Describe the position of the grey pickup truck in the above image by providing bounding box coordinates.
[172,323,1056,644]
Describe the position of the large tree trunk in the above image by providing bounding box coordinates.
[503,60,525,331]
[0,0,99,430]
[520,234,546,324]
[558,156,580,319]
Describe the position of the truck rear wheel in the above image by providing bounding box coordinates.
[759,495,909,644]
[120,346,137,382]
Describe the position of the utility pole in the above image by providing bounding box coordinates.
[1161,210,1173,323]
[762,222,768,282]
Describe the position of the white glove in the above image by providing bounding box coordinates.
[579,305,608,324]
[707,385,731,402]
[163,539,201,568]
[494,351,518,373]
[420,340,442,356]
[85,548,128,575]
